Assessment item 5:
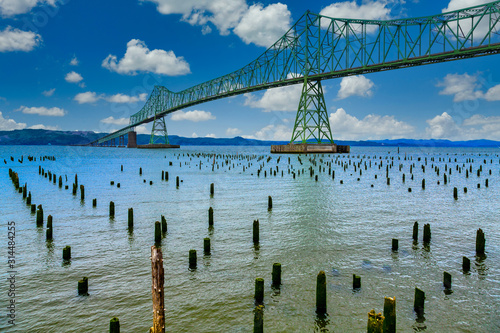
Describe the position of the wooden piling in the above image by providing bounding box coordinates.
[476,228,485,255]
[253,305,264,333]
[316,271,327,314]
[189,249,197,269]
[255,278,264,304]
[414,288,425,315]
[155,221,161,244]
[412,222,418,241]
[78,277,88,296]
[272,263,281,287]
[110,317,120,333]
[63,245,71,260]
[268,196,272,210]
[383,297,396,333]
[80,185,84,200]
[92,198,97,207]
[161,216,167,234]
[36,205,43,227]
[453,187,458,200]
[423,224,431,243]
[139,167,142,175]
[253,219,259,244]
[176,176,179,187]
[443,272,452,289]
[128,208,133,229]
[59,176,62,188]
[208,207,214,226]
[391,239,398,251]
[210,183,214,196]
[367,309,384,333]
[204,238,211,255]
[353,274,361,289]
[46,215,53,240]
[150,246,165,333]
[462,256,470,272]
[109,201,115,217]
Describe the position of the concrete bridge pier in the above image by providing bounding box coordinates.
[127,131,137,148]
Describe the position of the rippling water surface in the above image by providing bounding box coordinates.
[1,145,499,332]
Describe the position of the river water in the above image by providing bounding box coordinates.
[0,145,499,332]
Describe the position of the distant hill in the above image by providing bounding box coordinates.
[1,129,499,148]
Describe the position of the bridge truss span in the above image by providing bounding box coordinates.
[92,1,500,146]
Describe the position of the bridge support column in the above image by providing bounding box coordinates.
[119,135,125,147]
[272,79,349,154]
[127,131,137,148]
[150,115,169,145]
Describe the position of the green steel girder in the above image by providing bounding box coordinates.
[94,1,500,145]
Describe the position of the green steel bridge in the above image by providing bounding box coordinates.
[90,1,500,147]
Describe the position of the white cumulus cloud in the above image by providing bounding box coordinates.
[234,3,291,47]
[0,111,26,130]
[17,106,66,117]
[226,127,242,136]
[74,92,101,104]
[484,84,500,101]
[28,124,59,130]
[65,71,83,84]
[100,116,130,126]
[337,75,375,100]
[320,1,393,33]
[243,124,292,141]
[0,26,41,52]
[171,110,215,122]
[0,0,56,17]
[42,88,55,97]
[102,39,190,76]
[437,73,483,102]
[426,112,500,140]
[70,56,79,66]
[244,84,302,112]
[143,0,291,47]
[105,93,148,103]
[329,108,415,140]
[205,133,216,138]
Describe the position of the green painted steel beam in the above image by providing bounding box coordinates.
[93,1,500,145]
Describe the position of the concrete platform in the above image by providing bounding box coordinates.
[137,144,180,149]
[271,143,350,154]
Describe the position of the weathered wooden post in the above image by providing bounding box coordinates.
[150,245,165,333]
[423,224,431,243]
[391,239,398,251]
[272,263,281,288]
[414,288,425,316]
[176,176,179,187]
[155,221,161,244]
[36,205,43,227]
[383,297,396,333]
[128,208,133,229]
[189,249,197,269]
[204,238,211,255]
[31,204,36,213]
[268,196,272,210]
[316,271,327,314]
[109,201,115,217]
[59,175,62,188]
[476,228,485,255]
[443,272,452,289]
[453,187,458,200]
[161,215,167,234]
[255,278,264,304]
[26,191,31,205]
[254,305,264,333]
[208,207,214,227]
[63,245,71,260]
[253,220,259,244]
[92,198,97,207]
[210,183,214,196]
[80,185,85,200]
[353,274,361,289]
[139,167,142,175]
[367,309,384,333]
[46,215,53,240]
[78,277,88,295]
[110,317,120,333]
[412,222,418,241]
[462,256,470,272]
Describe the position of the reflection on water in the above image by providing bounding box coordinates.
[0,145,499,332]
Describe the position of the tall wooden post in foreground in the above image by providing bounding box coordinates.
[150,246,165,333]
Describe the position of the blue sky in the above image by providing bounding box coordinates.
[1,0,500,141]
